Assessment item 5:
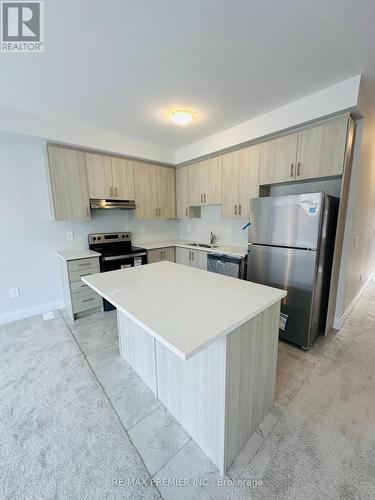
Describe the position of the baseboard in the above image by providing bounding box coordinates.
[333,272,375,330]
[0,300,65,326]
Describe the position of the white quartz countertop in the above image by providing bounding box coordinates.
[82,261,286,360]
[137,240,247,258]
[56,250,101,261]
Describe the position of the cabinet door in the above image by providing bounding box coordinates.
[47,146,90,220]
[175,247,194,266]
[134,161,158,219]
[176,166,190,218]
[237,144,261,218]
[188,163,202,206]
[192,250,208,270]
[201,156,222,205]
[260,133,298,185]
[85,153,113,199]
[296,118,348,181]
[157,166,176,218]
[163,247,175,262]
[147,249,163,264]
[222,151,239,218]
[111,157,135,200]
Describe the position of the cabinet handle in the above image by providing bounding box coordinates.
[155,208,157,216]
[192,252,194,261]
[186,207,188,216]
[297,162,301,176]
[234,205,237,215]
[200,194,203,203]
[189,251,191,261]
[204,193,206,203]
[86,207,90,217]
[115,187,118,197]
[83,298,95,303]
[239,204,242,215]
[290,163,294,178]
[78,263,92,267]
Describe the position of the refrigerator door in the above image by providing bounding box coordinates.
[249,193,323,249]
[247,244,317,348]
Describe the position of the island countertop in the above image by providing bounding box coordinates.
[82,261,286,360]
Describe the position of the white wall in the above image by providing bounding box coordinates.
[178,206,249,248]
[0,133,178,324]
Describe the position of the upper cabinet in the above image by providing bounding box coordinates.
[85,153,135,200]
[176,166,190,218]
[260,133,298,185]
[111,157,135,199]
[260,117,349,185]
[46,145,90,221]
[188,156,222,206]
[222,144,261,218]
[134,162,176,219]
[295,117,348,181]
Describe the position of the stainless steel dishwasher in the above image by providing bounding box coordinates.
[207,253,246,279]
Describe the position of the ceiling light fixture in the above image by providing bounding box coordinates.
[170,110,193,126]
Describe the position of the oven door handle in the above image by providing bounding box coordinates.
[102,252,146,262]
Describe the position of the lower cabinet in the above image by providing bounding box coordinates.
[175,247,207,270]
[147,247,175,264]
[59,257,102,321]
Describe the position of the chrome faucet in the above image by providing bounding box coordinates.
[210,231,217,245]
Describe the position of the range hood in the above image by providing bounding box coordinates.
[90,199,136,210]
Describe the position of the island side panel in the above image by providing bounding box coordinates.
[224,301,281,469]
[117,311,157,395]
[155,337,227,474]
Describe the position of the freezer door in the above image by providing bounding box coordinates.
[247,244,317,349]
[248,193,323,249]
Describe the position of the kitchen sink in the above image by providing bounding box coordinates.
[188,243,219,249]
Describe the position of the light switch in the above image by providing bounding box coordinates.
[9,288,20,298]
[66,232,74,241]
[354,235,359,248]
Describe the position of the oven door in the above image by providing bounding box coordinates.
[100,252,147,310]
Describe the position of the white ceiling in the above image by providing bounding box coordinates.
[1,0,374,149]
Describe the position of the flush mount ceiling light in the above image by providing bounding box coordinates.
[170,110,193,126]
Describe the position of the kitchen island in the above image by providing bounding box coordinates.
[82,261,286,474]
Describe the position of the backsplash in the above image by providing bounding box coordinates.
[178,205,249,247]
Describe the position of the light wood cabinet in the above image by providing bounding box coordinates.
[295,117,348,181]
[260,117,348,185]
[188,157,222,206]
[86,153,135,200]
[134,162,176,219]
[176,166,190,218]
[157,166,176,218]
[46,145,91,220]
[222,144,261,218]
[175,247,207,270]
[147,247,175,264]
[260,132,298,185]
[111,157,135,199]
[59,256,101,321]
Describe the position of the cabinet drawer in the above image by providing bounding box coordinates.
[70,281,90,294]
[68,257,99,273]
[72,289,102,313]
[69,266,100,283]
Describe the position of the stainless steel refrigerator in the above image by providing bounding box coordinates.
[247,193,339,350]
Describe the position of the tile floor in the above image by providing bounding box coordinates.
[2,283,375,499]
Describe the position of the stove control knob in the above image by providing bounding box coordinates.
[97,236,101,240]
[92,237,96,241]
[122,234,126,238]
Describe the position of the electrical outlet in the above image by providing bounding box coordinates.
[9,288,20,298]
[66,232,74,241]
[354,235,359,248]
[187,225,192,233]
[140,227,146,236]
